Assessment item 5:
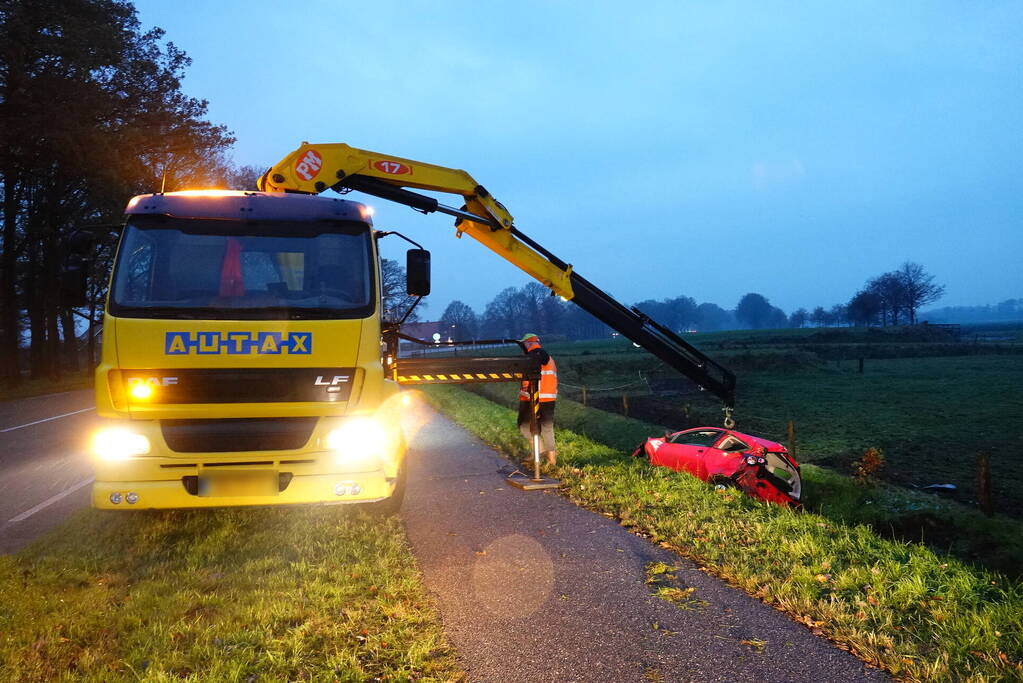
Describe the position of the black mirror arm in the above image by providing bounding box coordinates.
[375,230,424,250]
[394,296,423,327]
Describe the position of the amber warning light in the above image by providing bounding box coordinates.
[126,376,178,401]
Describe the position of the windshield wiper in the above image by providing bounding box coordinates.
[280,307,348,319]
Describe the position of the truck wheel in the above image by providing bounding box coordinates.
[365,462,407,516]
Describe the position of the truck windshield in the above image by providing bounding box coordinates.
[109,216,375,319]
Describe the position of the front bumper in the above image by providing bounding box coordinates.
[93,470,396,510]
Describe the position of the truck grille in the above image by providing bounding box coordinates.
[161,417,317,453]
[121,368,356,404]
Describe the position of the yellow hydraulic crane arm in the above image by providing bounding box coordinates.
[258,141,737,409]
[258,142,574,299]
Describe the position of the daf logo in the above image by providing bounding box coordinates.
[127,376,178,387]
[314,375,350,393]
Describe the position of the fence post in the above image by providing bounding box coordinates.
[622,392,629,417]
[581,386,588,406]
[786,420,797,459]
[977,451,994,517]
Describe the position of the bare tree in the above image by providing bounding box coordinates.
[480,286,527,338]
[847,289,882,326]
[789,308,809,328]
[380,258,425,323]
[521,281,567,335]
[223,164,265,191]
[897,261,944,324]
[439,300,478,340]
[867,272,906,326]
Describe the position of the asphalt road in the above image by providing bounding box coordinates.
[0,392,886,681]
[0,389,98,554]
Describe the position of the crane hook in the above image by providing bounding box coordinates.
[723,406,736,430]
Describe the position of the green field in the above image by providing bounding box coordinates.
[0,507,460,682]
[531,327,1023,517]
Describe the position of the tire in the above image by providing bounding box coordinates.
[709,475,740,492]
[364,462,407,516]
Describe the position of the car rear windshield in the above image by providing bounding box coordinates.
[109,216,375,320]
[669,429,723,447]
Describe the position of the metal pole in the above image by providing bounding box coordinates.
[530,378,542,481]
[505,375,560,490]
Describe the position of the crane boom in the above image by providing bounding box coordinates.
[258,142,736,409]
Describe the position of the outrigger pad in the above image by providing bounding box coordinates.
[506,474,560,491]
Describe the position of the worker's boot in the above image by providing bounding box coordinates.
[544,450,557,468]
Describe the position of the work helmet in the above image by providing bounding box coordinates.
[519,333,540,344]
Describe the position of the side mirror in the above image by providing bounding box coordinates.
[406,248,431,296]
[61,257,88,308]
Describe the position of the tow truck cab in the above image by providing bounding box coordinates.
[91,190,409,510]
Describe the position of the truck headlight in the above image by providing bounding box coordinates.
[92,428,150,461]
[326,417,389,463]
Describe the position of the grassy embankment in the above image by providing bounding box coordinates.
[0,507,460,682]
[425,383,1022,681]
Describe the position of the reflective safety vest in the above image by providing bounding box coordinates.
[519,344,557,403]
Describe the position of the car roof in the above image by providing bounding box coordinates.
[677,427,784,451]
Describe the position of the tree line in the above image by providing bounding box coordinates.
[923,299,1023,325]
[436,260,948,342]
[438,283,749,342]
[0,0,250,385]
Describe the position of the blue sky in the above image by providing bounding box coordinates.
[133,1,1022,316]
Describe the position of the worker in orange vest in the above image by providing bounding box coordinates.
[517,333,558,467]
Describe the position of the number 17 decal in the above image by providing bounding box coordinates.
[372,160,412,175]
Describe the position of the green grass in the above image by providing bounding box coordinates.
[0,506,460,682]
[426,384,1023,681]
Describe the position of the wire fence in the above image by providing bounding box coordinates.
[554,376,794,435]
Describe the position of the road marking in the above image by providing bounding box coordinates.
[0,407,94,433]
[8,477,94,522]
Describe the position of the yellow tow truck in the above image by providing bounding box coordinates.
[73,143,735,511]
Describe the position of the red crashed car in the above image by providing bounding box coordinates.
[632,427,802,506]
